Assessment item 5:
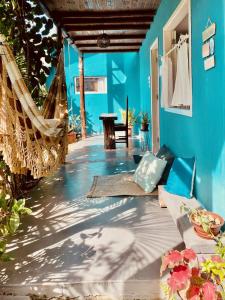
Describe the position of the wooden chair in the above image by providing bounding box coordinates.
[114,96,129,147]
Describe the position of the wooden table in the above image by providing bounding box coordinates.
[99,113,118,149]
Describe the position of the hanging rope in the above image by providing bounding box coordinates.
[67,39,74,117]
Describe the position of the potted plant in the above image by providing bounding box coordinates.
[68,114,81,144]
[161,234,225,300]
[140,112,151,131]
[181,203,224,240]
[120,109,138,136]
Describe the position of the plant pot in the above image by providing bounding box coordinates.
[141,123,149,131]
[191,211,224,240]
[67,132,77,144]
[128,126,132,137]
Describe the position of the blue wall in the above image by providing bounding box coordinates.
[56,0,225,217]
[139,0,225,215]
[63,41,140,134]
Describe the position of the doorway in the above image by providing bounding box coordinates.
[150,38,160,154]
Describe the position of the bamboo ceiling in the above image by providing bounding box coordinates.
[41,0,161,53]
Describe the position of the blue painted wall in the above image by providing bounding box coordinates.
[63,41,140,134]
[139,0,225,215]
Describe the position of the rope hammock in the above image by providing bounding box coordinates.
[0,34,68,179]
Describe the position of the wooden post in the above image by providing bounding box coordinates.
[57,26,62,56]
[79,53,87,139]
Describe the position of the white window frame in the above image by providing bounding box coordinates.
[75,76,107,94]
[163,0,192,117]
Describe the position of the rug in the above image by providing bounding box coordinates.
[87,173,158,198]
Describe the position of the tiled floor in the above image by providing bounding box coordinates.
[0,136,183,300]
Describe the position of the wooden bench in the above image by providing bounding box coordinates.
[158,185,216,254]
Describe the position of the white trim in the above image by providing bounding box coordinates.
[163,0,189,31]
[150,38,160,153]
[164,107,192,117]
[75,76,107,94]
[162,0,193,117]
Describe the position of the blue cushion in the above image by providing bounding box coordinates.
[165,157,195,198]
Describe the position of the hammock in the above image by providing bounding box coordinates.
[0,34,68,179]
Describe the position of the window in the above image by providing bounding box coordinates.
[75,77,107,94]
[162,0,192,116]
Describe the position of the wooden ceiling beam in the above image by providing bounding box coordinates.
[65,24,150,31]
[70,34,146,41]
[76,42,142,48]
[62,16,153,25]
[81,49,139,53]
[52,9,156,19]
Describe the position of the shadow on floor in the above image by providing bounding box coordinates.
[0,136,184,299]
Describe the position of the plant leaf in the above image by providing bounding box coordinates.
[0,253,14,262]
[182,248,197,262]
[9,213,20,234]
[0,240,6,254]
[186,285,201,300]
[167,265,191,292]
[202,282,217,300]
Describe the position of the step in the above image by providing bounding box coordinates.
[0,297,30,300]
[0,280,163,300]
[158,185,216,254]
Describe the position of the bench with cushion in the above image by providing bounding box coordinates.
[158,185,217,254]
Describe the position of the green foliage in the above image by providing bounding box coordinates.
[0,195,32,261]
[140,112,151,125]
[201,259,225,282]
[160,283,177,300]
[68,114,81,134]
[180,203,222,237]
[0,0,58,106]
[216,235,225,259]
[120,108,138,126]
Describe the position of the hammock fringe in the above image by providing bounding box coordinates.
[0,34,68,179]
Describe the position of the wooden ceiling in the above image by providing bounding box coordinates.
[41,0,161,53]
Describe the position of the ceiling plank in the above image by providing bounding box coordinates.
[63,16,153,25]
[81,49,139,53]
[76,42,142,48]
[65,24,150,31]
[70,33,146,40]
[52,9,156,20]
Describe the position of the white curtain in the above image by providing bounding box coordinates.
[160,56,173,108]
[171,41,191,106]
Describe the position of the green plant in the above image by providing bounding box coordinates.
[0,195,32,261]
[140,112,151,125]
[0,0,58,106]
[120,108,138,127]
[181,203,223,237]
[68,114,81,134]
[161,235,225,300]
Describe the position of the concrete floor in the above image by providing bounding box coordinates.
[0,136,183,300]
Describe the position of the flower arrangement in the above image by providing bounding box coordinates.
[161,236,225,299]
